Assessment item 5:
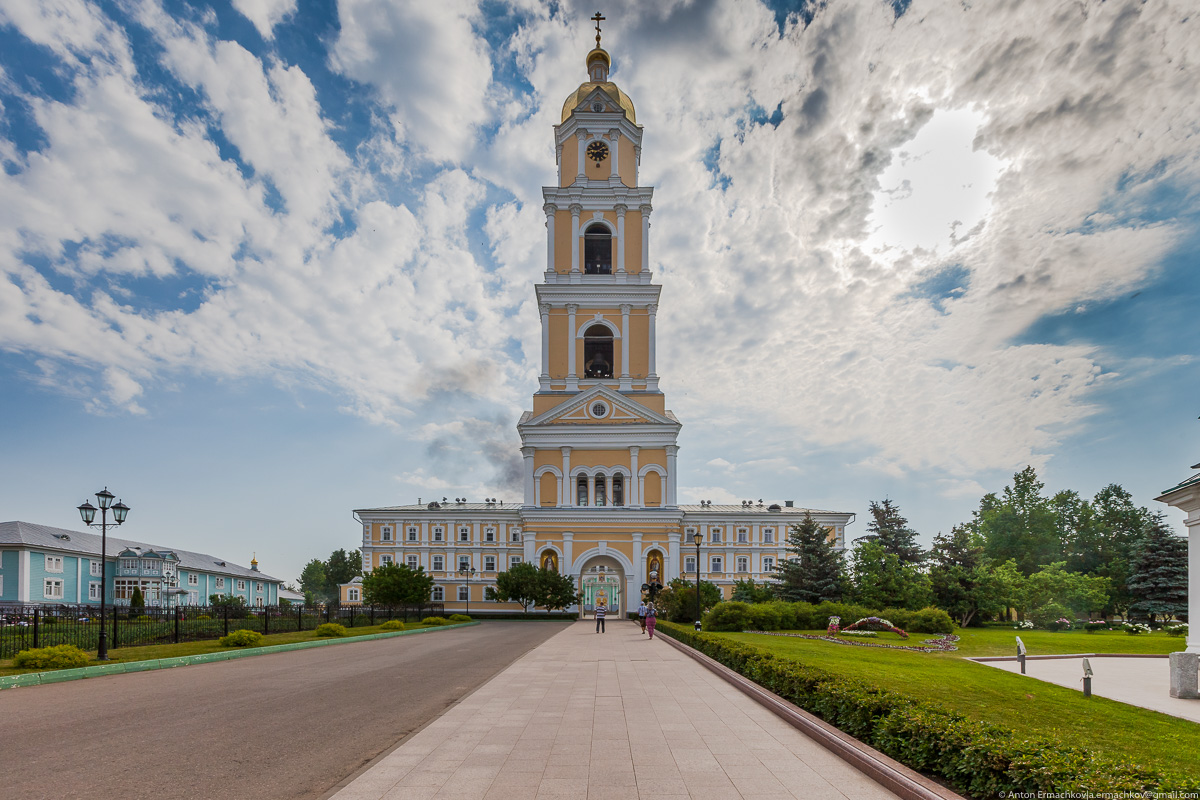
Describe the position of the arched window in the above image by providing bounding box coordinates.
[583,324,614,378]
[577,475,589,506]
[595,474,607,506]
[583,224,612,274]
[612,474,624,506]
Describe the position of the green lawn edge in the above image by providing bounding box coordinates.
[0,621,480,690]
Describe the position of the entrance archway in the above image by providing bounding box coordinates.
[578,555,626,618]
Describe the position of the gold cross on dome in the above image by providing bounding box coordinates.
[592,12,605,47]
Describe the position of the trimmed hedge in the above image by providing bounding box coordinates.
[447,614,472,623]
[656,621,1197,797]
[218,629,263,647]
[421,616,449,626]
[703,600,954,634]
[315,622,347,638]
[13,644,90,670]
[380,620,405,631]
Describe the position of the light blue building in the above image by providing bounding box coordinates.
[0,521,283,607]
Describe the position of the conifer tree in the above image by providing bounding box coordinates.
[1127,515,1188,624]
[856,499,925,565]
[773,513,845,604]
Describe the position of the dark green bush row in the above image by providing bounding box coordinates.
[703,600,953,634]
[657,622,1195,797]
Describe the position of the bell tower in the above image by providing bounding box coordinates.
[518,20,680,512]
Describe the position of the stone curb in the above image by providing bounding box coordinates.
[970,652,1169,662]
[657,628,964,800]
[0,621,481,690]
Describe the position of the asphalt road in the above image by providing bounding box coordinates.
[0,621,570,800]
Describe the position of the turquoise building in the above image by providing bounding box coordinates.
[0,521,282,607]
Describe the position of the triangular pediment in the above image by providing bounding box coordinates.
[523,386,676,428]
[574,86,623,117]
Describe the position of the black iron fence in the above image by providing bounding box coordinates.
[0,602,445,660]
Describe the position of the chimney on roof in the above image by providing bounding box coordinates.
[785,500,794,507]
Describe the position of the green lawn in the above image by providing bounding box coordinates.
[720,628,1199,778]
[0,622,439,677]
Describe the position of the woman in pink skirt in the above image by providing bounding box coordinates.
[645,603,658,639]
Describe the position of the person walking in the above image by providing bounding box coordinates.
[637,600,648,634]
[645,602,658,639]
[595,601,607,633]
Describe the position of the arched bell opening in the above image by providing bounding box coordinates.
[595,473,607,506]
[583,224,612,274]
[583,324,614,378]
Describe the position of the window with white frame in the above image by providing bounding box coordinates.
[256,582,263,592]
[432,526,443,542]
[485,527,495,542]
[710,556,723,573]
[381,526,392,541]
[44,579,64,599]
[432,555,444,571]
[458,555,471,571]
[484,555,496,572]
[763,529,774,544]
[432,586,444,601]
[380,554,393,566]
[122,558,138,571]
[736,556,749,573]
[90,560,103,577]
[510,556,521,569]
[236,580,246,591]
[684,555,697,573]
[0,576,4,595]
[710,527,722,543]
[255,597,264,607]
[458,527,470,542]
[216,577,226,590]
[45,555,63,573]
[763,556,775,572]
[188,590,199,605]
[407,555,418,569]
[187,573,198,586]
[737,529,748,543]
[348,587,360,602]
[89,582,101,601]
[511,528,520,542]
[409,527,419,542]
[458,585,469,601]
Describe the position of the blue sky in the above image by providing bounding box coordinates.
[0,0,1196,585]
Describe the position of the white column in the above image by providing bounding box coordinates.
[544,204,556,274]
[615,204,627,274]
[668,531,681,582]
[665,445,679,506]
[563,532,575,576]
[647,303,658,390]
[640,204,651,273]
[629,447,640,506]
[522,446,536,506]
[632,532,644,596]
[619,303,631,391]
[576,131,587,182]
[609,130,620,180]
[569,204,581,274]
[566,303,578,390]
[539,303,551,388]
[561,447,572,506]
[1189,520,1200,654]
[523,530,536,564]
[587,475,595,507]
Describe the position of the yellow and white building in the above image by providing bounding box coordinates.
[346,34,853,614]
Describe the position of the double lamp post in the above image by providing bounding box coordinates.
[77,488,130,660]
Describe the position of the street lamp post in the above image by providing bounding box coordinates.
[693,531,703,631]
[457,566,477,616]
[77,488,130,660]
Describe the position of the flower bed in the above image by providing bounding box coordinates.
[656,621,1197,797]
[842,615,909,639]
[747,630,960,653]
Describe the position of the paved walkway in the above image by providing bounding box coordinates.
[332,620,901,800]
[979,656,1200,723]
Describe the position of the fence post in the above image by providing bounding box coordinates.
[174,606,181,644]
[112,605,119,649]
[223,604,229,637]
[370,605,375,626]
[33,607,40,649]
[264,607,270,636]
[298,606,302,632]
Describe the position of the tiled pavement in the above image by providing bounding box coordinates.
[331,620,901,800]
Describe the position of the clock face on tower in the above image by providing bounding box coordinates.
[586,140,609,164]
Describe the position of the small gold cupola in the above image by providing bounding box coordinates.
[560,12,637,123]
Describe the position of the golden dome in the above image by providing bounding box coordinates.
[561,81,637,124]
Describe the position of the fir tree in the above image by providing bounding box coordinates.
[773,513,845,604]
[856,499,925,565]
[1127,514,1188,624]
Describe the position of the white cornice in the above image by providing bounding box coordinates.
[519,508,684,525]
[535,284,661,306]
[543,186,654,207]
[554,113,642,146]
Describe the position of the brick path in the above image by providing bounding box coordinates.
[331,620,900,799]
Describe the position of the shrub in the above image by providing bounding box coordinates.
[196,614,212,620]
[746,603,783,631]
[13,644,90,670]
[1030,602,1072,630]
[380,619,405,631]
[421,616,449,626]
[654,621,1197,796]
[447,614,472,623]
[1085,620,1108,633]
[1166,623,1188,638]
[218,629,263,647]
[315,622,347,637]
[761,600,797,630]
[1124,622,1151,635]
[702,602,753,632]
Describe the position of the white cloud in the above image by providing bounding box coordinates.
[231,0,296,40]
